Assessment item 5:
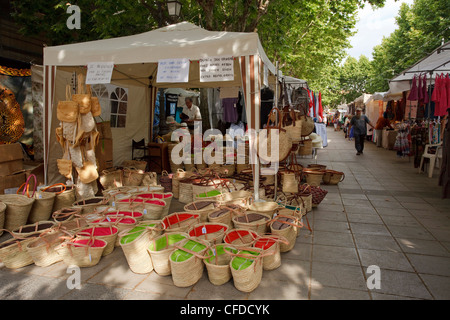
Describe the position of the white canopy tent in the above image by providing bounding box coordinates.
[42,22,281,199]
[388,41,450,94]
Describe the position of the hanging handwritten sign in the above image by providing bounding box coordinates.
[157,58,190,83]
[199,56,234,82]
[86,62,114,84]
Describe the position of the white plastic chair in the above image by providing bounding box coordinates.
[419,142,443,178]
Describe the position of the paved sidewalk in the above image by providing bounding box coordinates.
[1,126,449,300]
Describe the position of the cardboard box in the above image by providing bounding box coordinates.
[95,139,113,172]
[0,170,27,194]
[0,143,24,176]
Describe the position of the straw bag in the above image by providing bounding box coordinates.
[116,197,166,220]
[270,214,303,252]
[141,172,158,186]
[283,109,302,142]
[217,190,252,208]
[76,225,119,256]
[298,138,312,156]
[232,212,271,235]
[257,107,292,163]
[57,85,79,123]
[298,184,313,213]
[322,170,345,185]
[299,115,315,137]
[223,229,258,248]
[147,232,189,276]
[308,164,327,171]
[253,235,288,270]
[25,230,65,267]
[170,238,209,287]
[207,206,240,229]
[72,197,108,215]
[310,186,329,207]
[104,209,145,222]
[0,229,38,269]
[123,167,145,187]
[184,200,220,223]
[57,141,73,179]
[302,169,324,187]
[72,74,91,114]
[0,194,35,231]
[161,212,201,233]
[12,221,56,238]
[91,216,138,246]
[159,170,172,193]
[248,199,281,217]
[118,221,163,274]
[194,189,223,202]
[52,207,82,223]
[136,192,173,217]
[203,244,238,286]
[187,222,229,245]
[100,169,124,190]
[41,183,76,212]
[76,148,99,184]
[0,202,6,236]
[228,247,265,293]
[178,176,201,204]
[55,236,107,267]
[86,85,101,117]
[282,171,299,194]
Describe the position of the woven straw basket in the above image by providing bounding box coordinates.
[72,197,108,215]
[161,212,200,233]
[298,138,312,156]
[0,202,6,236]
[119,221,163,274]
[270,215,303,252]
[25,230,65,267]
[187,222,229,245]
[217,190,252,208]
[248,200,281,217]
[91,216,138,247]
[253,235,287,271]
[232,212,271,235]
[55,237,107,268]
[147,232,189,276]
[76,225,119,256]
[302,169,324,187]
[12,221,56,238]
[52,207,82,223]
[282,172,299,194]
[27,191,56,223]
[184,200,220,223]
[0,230,37,269]
[122,168,145,187]
[223,229,258,248]
[228,247,264,293]
[41,184,76,212]
[116,198,166,220]
[207,207,237,229]
[170,238,210,287]
[203,244,238,286]
[136,192,173,217]
[322,170,345,185]
[0,194,35,231]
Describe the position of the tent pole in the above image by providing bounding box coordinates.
[274,61,279,201]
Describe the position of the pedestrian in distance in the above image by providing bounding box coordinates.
[348,107,375,155]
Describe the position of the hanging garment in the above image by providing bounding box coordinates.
[438,111,450,198]
[222,97,239,123]
[318,92,323,121]
[423,74,429,104]
[434,74,448,116]
[408,75,419,101]
[418,74,423,103]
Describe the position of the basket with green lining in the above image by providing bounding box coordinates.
[169,238,210,287]
[203,244,238,286]
[187,222,229,245]
[118,220,164,274]
[91,216,138,247]
[161,212,201,233]
[227,247,265,293]
[194,189,223,202]
[147,232,189,276]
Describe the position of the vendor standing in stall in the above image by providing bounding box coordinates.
[180,97,201,123]
[349,107,375,155]
[374,112,393,147]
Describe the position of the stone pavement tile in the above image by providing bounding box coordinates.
[401,202,436,211]
[283,241,312,261]
[366,195,397,202]
[296,230,313,244]
[340,194,368,200]
[312,219,350,234]
[87,256,150,290]
[313,204,344,212]
[310,286,370,300]
[187,274,247,300]
[260,259,311,284]
[371,293,424,300]
[426,228,450,242]
[345,205,377,214]
[414,217,450,230]
[396,238,450,257]
[367,269,432,300]
[375,207,411,217]
[134,273,192,299]
[312,230,355,248]
[312,244,360,266]
[381,215,422,228]
[441,241,450,251]
[248,278,309,300]
[419,274,450,300]
[408,209,450,220]
[313,210,348,222]
[61,282,133,300]
[358,249,414,272]
[310,261,367,291]
[124,290,166,300]
[394,196,428,204]
[346,212,384,224]
[406,254,450,277]
[0,271,68,300]
[349,222,390,236]
[388,225,435,241]
[371,200,404,209]
[353,234,401,253]
[341,199,372,207]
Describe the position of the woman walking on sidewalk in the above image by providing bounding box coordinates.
[349,108,375,155]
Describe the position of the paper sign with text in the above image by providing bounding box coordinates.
[86,62,114,84]
[157,58,190,83]
[199,56,234,82]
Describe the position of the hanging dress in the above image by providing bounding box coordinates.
[422,74,429,104]
[408,75,419,101]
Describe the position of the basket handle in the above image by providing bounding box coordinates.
[42,183,67,194]
[17,174,37,198]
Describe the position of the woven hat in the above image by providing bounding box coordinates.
[309,133,323,148]
[167,116,176,124]
[356,107,363,111]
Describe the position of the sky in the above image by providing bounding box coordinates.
[346,0,415,60]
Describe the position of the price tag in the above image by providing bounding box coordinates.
[202,227,207,234]
[106,216,111,222]
[143,209,148,215]
[88,254,92,262]
[112,201,115,207]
